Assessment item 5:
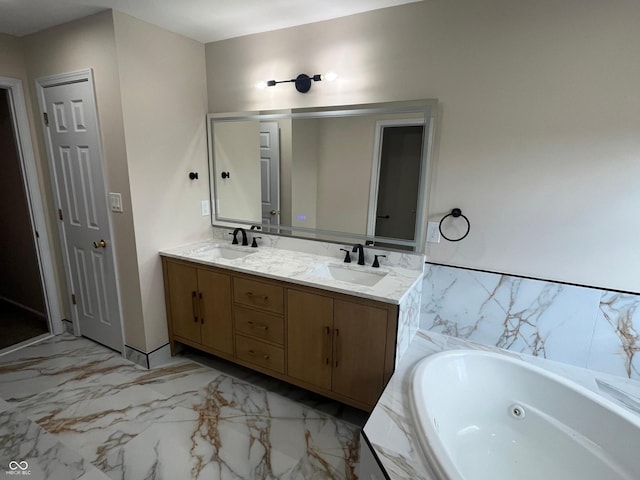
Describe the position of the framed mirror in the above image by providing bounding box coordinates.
[207,100,437,251]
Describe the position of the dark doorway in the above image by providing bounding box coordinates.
[374,125,424,250]
[0,88,48,349]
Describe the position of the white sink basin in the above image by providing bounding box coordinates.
[190,245,254,260]
[208,247,255,260]
[311,264,387,287]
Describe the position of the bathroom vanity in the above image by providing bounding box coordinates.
[160,239,423,411]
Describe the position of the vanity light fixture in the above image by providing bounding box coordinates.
[256,72,337,93]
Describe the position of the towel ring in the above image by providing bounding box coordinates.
[438,208,470,242]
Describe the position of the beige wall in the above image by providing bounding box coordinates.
[205,0,640,292]
[113,12,210,351]
[0,34,27,79]
[12,11,209,353]
[21,11,147,349]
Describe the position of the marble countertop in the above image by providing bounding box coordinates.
[364,329,640,479]
[159,241,424,305]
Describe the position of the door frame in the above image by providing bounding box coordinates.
[366,118,428,249]
[0,76,64,335]
[35,68,125,350]
[260,121,281,232]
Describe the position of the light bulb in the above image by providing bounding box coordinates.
[255,81,267,90]
[323,72,338,82]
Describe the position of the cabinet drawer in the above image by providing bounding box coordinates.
[233,277,283,314]
[235,334,284,373]
[234,306,284,345]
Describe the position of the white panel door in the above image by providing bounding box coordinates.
[260,122,280,231]
[39,71,123,352]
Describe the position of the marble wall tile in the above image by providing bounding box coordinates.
[421,264,601,368]
[587,292,640,379]
[395,278,423,365]
[420,264,640,380]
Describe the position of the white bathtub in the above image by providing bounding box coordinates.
[410,350,640,480]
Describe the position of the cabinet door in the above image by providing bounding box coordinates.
[167,262,200,343]
[198,269,234,355]
[287,290,333,390]
[332,300,388,406]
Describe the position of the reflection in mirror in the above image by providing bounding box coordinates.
[207,100,436,251]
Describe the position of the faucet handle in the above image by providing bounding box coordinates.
[251,236,262,248]
[372,254,387,268]
[229,232,238,245]
[339,248,351,263]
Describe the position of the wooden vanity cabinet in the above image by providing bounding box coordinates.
[163,257,398,411]
[164,260,234,357]
[287,289,397,408]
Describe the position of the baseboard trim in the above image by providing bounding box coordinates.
[61,319,74,334]
[124,342,172,369]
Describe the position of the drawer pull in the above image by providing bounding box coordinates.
[247,321,269,331]
[246,292,269,302]
[247,349,270,361]
[191,291,198,322]
[323,326,330,365]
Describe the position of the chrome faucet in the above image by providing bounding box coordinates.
[230,227,248,246]
[352,243,365,265]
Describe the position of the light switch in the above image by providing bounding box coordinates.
[201,200,210,216]
[427,221,441,243]
[109,193,123,213]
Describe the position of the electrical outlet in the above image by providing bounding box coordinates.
[201,200,210,216]
[427,221,441,243]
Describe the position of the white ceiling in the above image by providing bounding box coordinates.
[0,0,421,43]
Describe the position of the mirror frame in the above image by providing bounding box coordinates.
[207,99,437,252]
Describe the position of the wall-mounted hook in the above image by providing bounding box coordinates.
[221,171,230,179]
[189,172,198,180]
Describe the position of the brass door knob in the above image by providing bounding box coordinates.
[93,239,107,248]
[269,210,280,216]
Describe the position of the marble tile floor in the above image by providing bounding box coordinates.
[0,334,367,480]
